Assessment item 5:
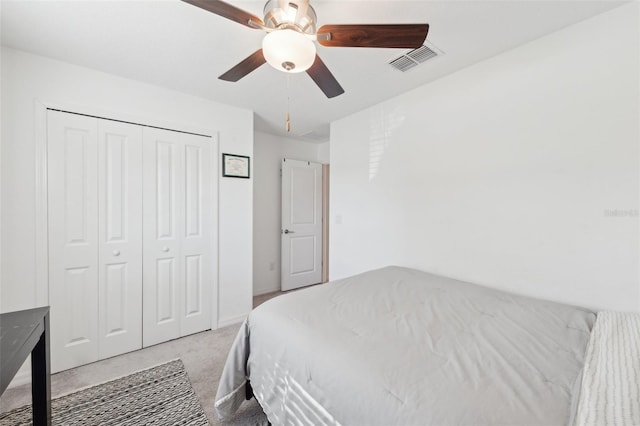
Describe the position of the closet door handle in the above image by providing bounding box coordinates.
[112,250,120,256]
[162,247,170,253]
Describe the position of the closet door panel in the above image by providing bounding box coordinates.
[98,120,143,359]
[48,111,99,372]
[180,136,213,336]
[142,128,184,346]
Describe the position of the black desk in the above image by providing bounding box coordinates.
[0,307,51,425]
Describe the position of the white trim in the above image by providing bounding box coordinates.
[7,370,31,388]
[6,359,31,389]
[34,100,220,333]
[321,163,330,283]
[34,99,49,307]
[216,133,221,331]
[217,313,249,328]
[253,285,280,296]
[210,131,220,331]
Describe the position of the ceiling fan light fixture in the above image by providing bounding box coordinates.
[262,29,316,73]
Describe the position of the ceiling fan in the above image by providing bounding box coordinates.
[182,0,429,99]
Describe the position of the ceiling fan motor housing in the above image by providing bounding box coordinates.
[263,0,317,34]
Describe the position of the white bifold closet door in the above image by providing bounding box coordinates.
[48,111,143,372]
[142,127,213,347]
[48,110,213,371]
[97,120,143,360]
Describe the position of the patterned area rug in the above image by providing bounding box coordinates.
[0,359,209,426]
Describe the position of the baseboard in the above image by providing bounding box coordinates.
[7,363,31,389]
[253,285,280,296]
[217,314,248,328]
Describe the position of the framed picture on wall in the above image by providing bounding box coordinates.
[222,153,250,179]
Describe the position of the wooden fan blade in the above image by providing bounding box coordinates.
[317,24,429,48]
[182,0,264,28]
[306,55,344,99]
[219,49,266,82]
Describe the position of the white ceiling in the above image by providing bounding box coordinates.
[0,0,625,142]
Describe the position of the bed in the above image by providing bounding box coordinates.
[214,266,636,425]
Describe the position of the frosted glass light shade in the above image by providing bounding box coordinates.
[262,29,316,73]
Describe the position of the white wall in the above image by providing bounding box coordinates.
[253,131,328,295]
[330,3,640,312]
[317,141,330,164]
[0,47,254,326]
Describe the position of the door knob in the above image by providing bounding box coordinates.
[112,250,120,256]
[283,229,295,234]
[162,247,170,252]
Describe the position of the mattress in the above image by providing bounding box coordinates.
[215,266,596,425]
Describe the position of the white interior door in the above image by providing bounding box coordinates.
[48,110,100,372]
[281,158,323,291]
[142,128,213,347]
[97,120,143,359]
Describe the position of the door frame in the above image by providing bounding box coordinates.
[321,164,330,283]
[33,99,220,329]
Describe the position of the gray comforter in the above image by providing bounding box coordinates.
[215,266,595,425]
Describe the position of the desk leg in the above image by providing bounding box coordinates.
[31,312,51,425]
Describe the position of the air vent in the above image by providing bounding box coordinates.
[389,55,418,72]
[389,43,442,72]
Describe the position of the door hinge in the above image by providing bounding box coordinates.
[280,168,282,177]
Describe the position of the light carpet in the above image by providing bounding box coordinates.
[0,293,283,425]
[0,359,208,425]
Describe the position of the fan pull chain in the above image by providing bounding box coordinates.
[285,74,291,133]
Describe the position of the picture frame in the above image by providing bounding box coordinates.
[222,153,250,179]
